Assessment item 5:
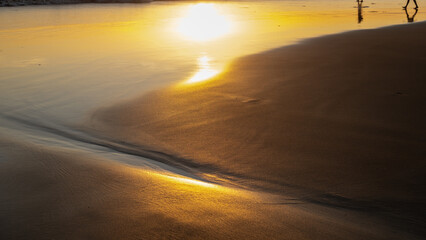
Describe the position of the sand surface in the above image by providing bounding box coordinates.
[0,137,420,239]
[85,22,426,236]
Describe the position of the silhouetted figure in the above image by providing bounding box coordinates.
[357,0,364,23]
[405,7,418,22]
[403,0,418,9]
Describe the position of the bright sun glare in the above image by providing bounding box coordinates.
[176,3,233,42]
[186,56,219,84]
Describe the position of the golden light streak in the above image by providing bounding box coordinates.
[147,171,217,188]
[161,174,216,188]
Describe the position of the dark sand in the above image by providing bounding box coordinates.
[85,22,426,236]
[0,138,420,239]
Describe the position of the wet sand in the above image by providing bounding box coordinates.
[85,22,426,237]
[0,137,420,239]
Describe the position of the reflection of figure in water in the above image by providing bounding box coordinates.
[403,0,419,9]
[357,0,364,23]
[405,7,418,22]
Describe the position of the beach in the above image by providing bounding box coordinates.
[1,1,426,239]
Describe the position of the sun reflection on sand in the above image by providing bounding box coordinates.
[186,55,219,84]
[176,3,233,42]
[145,171,222,190]
[161,174,217,188]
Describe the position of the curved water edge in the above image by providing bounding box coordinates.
[2,107,425,227]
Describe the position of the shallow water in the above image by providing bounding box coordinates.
[0,0,425,161]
